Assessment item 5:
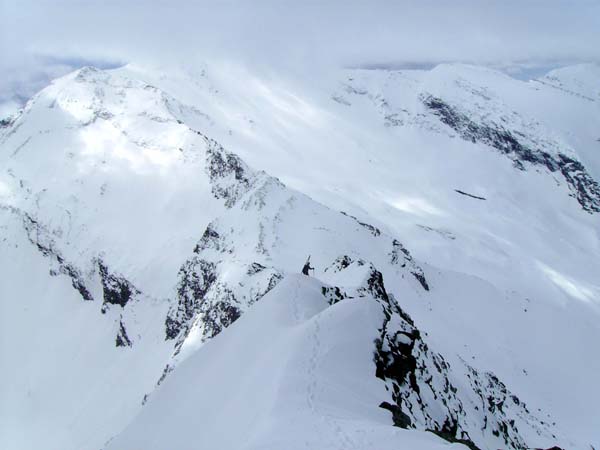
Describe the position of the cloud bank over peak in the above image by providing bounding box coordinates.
[1,0,599,114]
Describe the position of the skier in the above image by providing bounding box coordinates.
[301,256,314,276]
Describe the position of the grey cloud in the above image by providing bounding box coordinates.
[1,0,599,113]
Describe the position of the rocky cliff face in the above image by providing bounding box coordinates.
[321,258,555,449]
[421,94,600,213]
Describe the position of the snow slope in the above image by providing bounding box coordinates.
[1,62,599,449]
[109,263,559,450]
[106,275,469,450]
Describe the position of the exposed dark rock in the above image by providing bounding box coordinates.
[379,401,412,428]
[98,260,140,311]
[463,364,541,449]
[422,94,600,213]
[154,364,174,390]
[389,239,410,266]
[20,212,93,301]
[60,262,94,302]
[205,139,254,207]
[455,190,487,200]
[371,269,420,399]
[193,223,223,253]
[371,270,531,448]
[321,286,348,305]
[411,272,430,291]
[362,267,391,304]
[556,154,600,213]
[167,209,285,351]
[315,259,551,449]
[263,272,284,298]
[167,256,283,345]
[164,316,181,342]
[341,211,381,236]
[0,117,14,128]
[325,255,354,273]
[417,225,456,240]
[116,320,132,347]
[247,262,267,275]
[199,287,241,340]
[165,258,217,340]
[389,239,429,291]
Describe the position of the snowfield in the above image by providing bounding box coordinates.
[1,62,599,450]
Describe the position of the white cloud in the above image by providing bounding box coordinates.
[1,0,599,108]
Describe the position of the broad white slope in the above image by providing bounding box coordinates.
[106,275,463,450]
[1,62,599,449]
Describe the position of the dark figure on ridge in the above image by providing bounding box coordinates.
[302,256,314,276]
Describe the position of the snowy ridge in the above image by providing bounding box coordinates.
[324,259,555,449]
[420,94,600,213]
[537,64,600,102]
[130,138,557,449]
[163,139,430,365]
[107,261,556,450]
[336,65,600,213]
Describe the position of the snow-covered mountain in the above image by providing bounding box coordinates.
[1,62,599,450]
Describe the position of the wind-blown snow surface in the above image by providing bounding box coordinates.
[1,62,599,450]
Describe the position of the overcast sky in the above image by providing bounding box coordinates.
[1,0,599,115]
